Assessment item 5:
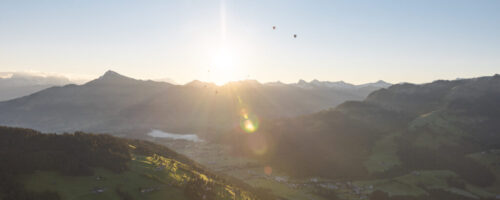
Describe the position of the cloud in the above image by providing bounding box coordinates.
[0,71,92,84]
[0,72,13,79]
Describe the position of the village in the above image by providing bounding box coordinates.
[151,137,379,200]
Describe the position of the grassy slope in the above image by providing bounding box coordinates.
[21,154,254,200]
[364,132,401,173]
[156,138,329,200]
[352,170,484,199]
[409,111,466,149]
[467,150,500,198]
[356,111,500,199]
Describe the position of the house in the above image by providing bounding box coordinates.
[92,187,105,193]
[140,188,155,193]
[274,176,288,183]
[319,183,338,190]
[353,186,361,194]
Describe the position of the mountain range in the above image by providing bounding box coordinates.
[1,71,500,199]
[0,70,390,134]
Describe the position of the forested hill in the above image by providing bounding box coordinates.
[228,74,500,200]
[0,126,273,200]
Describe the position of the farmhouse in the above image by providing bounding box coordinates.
[140,187,155,193]
[91,187,105,193]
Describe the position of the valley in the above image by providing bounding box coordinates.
[150,132,500,200]
[1,73,500,200]
[2,2,500,199]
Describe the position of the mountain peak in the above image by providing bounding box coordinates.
[100,70,125,79]
[298,79,307,84]
[186,80,217,88]
[85,70,136,86]
[368,80,391,88]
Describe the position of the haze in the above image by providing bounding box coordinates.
[1,0,499,85]
[2,1,500,200]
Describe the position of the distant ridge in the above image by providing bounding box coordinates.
[293,79,391,89]
[230,74,500,191]
[0,70,387,134]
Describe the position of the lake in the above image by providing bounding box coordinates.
[147,129,202,142]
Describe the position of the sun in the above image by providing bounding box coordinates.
[210,47,240,85]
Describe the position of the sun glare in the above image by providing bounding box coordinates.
[210,47,240,85]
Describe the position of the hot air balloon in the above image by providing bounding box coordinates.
[293,34,297,38]
[272,26,276,30]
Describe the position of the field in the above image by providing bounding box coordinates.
[363,132,401,173]
[409,111,467,149]
[468,150,500,197]
[21,154,254,200]
[154,138,329,200]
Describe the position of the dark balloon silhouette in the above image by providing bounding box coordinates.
[293,34,297,38]
[272,26,276,30]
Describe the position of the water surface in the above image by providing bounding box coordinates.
[147,129,202,142]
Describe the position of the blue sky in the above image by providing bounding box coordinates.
[1,0,499,84]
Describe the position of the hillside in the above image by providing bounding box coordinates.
[0,126,274,200]
[0,70,390,135]
[227,75,500,199]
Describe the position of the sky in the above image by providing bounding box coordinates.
[1,0,499,85]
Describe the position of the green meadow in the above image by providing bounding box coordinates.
[21,154,254,200]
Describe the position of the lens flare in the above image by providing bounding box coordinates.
[240,108,249,119]
[246,133,268,155]
[244,120,255,132]
[264,166,272,176]
[240,115,259,133]
[237,97,260,133]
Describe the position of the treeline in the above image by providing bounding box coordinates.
[0,127,131,176]
[373,126,497,187]
[184,178,217,200]
[0,126,276,200]
[129,139,277,200]
[395,126,496,187]
[0,126,132,200]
